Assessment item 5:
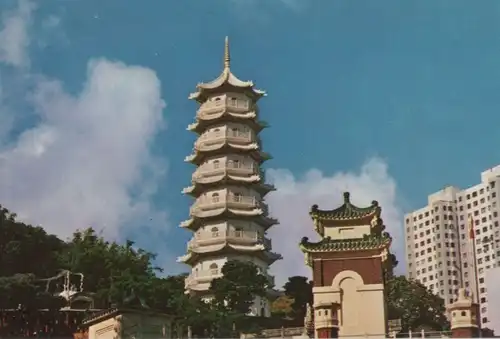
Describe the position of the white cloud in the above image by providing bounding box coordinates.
[0,0,35,68]
[266,158,405,288]
[0,59,167,240]
[41,15,60,29]
[0,0,169,247]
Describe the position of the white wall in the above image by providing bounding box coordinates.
[486,267,500,332]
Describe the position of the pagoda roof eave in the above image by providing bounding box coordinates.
[183,180,275,197]
[310,192,381,222]
[299,234,392,254]
[189,37,266,102]
[179,213,279,231]
[188,71,266,103]
[179,245,281,266]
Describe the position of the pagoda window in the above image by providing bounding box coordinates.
[233,159,240,168]
[231,127,238,136]
[211,192,220,203]
[234,227,243,237]
[209,263,219,275]
[234,192,242,202]
[213,128,221,136]
[230,97,237,106]
[211,227,219,237]
[213,160,220,169]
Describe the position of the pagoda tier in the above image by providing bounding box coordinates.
[177,242,282,266]
[183,180,275,198]
[180,213,278,231]
[180,38,280,317]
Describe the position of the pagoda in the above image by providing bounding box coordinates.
[300,192,392,338]
[177,37,281,317]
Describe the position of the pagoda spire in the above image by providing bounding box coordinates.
[224,36,230,70]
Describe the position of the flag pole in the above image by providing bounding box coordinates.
[469,215,482,334]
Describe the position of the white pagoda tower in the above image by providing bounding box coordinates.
[177,37,281,317]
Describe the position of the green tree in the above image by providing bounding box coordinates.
[210,260,270,315]
[0,205,64,279]
[58,228,160,306]
[270,295,294,319]
[283,276,313,321]
[209,260,271,335]
[386,275,450,332]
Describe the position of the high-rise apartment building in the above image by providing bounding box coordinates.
[405,165,500,329]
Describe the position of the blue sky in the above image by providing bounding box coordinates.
[2,0,500,285]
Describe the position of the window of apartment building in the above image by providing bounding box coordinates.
[493,192,497,198]
[480,287,486,293]
[468,203,471,208]
[474,210,479,216]
[473,191,478,198]
[481,297,486,303]
[425,211,429,217]
[474,201,479,207]
[406,218,410,224]
[481,198,486,204]
[419,214,423,219]
[435,216,440,221]
[467,194,471,199]
[480,188,485,194]
[492,181,496,188]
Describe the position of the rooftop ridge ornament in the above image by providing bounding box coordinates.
[188,36,266,102]
[224,36,230,71]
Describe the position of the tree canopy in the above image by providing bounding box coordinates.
[0,203,459,336]
[283,276,313,322]
[386,276,449,332]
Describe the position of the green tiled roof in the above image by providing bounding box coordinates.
[299,233,391,253]
[310,192,380,221]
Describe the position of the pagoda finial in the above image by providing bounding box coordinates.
[343,192,350,203]
[224,36,230,70]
